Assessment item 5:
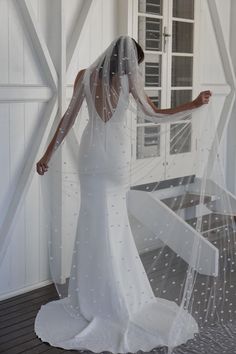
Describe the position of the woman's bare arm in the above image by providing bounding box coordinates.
[145,91,212,114]
[128,73,211,115]
[44,69,85,161]
[36,69,86,175]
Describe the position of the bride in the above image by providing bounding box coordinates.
[35,35,211,353]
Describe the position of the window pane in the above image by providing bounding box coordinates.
[139,0,163,15]
[138,91,161,123]
[138,16,162,51]
[173,0,194,19]
[137,125,161,159]
[172,21,193,53]
[170,123,191,154]
[172,56,193,86]
[171,90,192,108]
[139,53,162,87]
[145,61,161,86]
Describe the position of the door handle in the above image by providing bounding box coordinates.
[163,26,171,53]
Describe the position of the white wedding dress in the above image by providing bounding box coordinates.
[34,72,199,353]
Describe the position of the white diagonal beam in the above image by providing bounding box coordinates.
[66,0,93,72]
[206,0,236,176]
[0,95,58,267]
[16,0,58,91]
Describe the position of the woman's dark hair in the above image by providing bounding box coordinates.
[99,36,145,83]
[131,38,145,64]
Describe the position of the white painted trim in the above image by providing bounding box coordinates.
[171,53,194,57]
[0,85,53,102]
[172,17,194,23]
[118,0,134,36]
[0,280,54,301]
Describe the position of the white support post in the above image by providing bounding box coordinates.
[226,0,236,194]
[205,0,236,178]
[117,0,134,36]
[50,0,67,284]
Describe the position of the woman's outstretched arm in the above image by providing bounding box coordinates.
[36,69,86,175]
[145,91,212,114]
[128,73,211,116]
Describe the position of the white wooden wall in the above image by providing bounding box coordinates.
[196,0,233,180]
[0,0,118,300]
[0,0,235,300]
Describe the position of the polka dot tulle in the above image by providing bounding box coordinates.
[35,37,236,353]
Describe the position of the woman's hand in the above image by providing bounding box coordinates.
[36,155,50,175]
[193,90,212,108]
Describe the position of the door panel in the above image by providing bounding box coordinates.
[131,0,198,184]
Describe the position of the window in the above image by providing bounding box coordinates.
[135,0,195,162]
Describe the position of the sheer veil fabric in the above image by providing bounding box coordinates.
[34,35,236,353]
[2,35,236,353]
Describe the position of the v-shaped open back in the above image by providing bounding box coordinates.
[83,69,128,124]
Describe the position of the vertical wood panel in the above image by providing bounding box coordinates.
[23,23,46,85]
[38,102,50,282]
[0,104,11,293]
[39,175,50,282]
[9,0,24,83]
[0,0,9,83]
[0,105,10,225]
[9,103,26,290]
[25,103,40,284]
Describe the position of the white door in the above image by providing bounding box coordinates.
[131,0,200,185]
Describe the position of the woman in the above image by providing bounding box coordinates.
[35,36,211,353]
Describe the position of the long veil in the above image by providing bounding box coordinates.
[2,35,236,353]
